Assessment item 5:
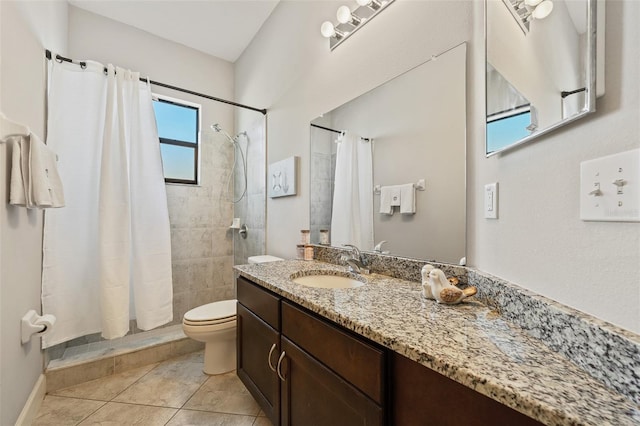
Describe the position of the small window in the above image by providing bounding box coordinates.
[153,95,201,184]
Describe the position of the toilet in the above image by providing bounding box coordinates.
[182,255,283,374]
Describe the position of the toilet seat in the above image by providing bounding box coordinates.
[183,299,236,327]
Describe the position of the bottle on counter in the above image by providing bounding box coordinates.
[300,229,310,245]
[319,229,329,245]
[296,244,305,260]
[304,244,314,261]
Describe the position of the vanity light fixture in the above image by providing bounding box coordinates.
[530,0,554,20]
[505,0,553,32]
[356,0,383,10]
[337,5,362,26]
[320,0,395,50]
[321,21,346,39]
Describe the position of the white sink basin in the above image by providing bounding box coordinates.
[291,272,365,289]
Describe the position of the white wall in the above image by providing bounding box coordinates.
[0,1,67,424]
[236,0,640,333]
[469,0,639,333]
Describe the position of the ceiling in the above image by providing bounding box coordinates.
[68,0,280,63]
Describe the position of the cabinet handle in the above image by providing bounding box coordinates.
[267,343,277,372]
[276,351,287,381]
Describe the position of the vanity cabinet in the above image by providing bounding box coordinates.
[280,301,384,426]
[390,352,543,426]
[237,277,385,426]
[238,276,542,426]
[237,277,281,424]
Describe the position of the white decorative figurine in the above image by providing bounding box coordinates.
[421,264,435,299]
[428,268,477,305]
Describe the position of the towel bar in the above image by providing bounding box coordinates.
[374,179,425,194]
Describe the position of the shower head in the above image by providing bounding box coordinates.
[211,124,248,143]
[211,123,235,145]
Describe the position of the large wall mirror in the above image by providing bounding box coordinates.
[486,0,598,156]
[309,43,466,265]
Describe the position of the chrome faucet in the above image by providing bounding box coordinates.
[373,240,388,253]
[342,244,370,274]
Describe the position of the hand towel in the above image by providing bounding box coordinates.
[10,136,28,206]
[389,186,401,207]
[400,183,416,214]
[379,185,395,215]
[9,133,65,208]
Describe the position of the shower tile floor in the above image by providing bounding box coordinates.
[33,351,272,426]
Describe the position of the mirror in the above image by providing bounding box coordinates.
[486,0,596,156]
[309,43,466,264]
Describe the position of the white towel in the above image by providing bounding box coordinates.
[400,183,416,214]
[9,133,65,208]
[379,185,397,215]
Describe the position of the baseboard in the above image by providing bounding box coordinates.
[15,374,46,426]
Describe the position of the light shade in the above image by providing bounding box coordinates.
[532,0,553,19]
[337,6,352,24]
[524,0,543,6]
[356,0,381,10]
[320,21,336,38]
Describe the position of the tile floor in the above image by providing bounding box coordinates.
[34,351,273,426]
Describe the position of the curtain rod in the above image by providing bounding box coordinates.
[310,123,370,142]
[310,123,342,134]
[561,87,586,99]
[45,50,267,115]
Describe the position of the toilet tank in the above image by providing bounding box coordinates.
[248,255,283,264]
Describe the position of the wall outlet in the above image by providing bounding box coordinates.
[484,182,498,219]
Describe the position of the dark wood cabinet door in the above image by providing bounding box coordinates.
[279,337,383,426]
[391,353,543,426]
[237,302,280,425]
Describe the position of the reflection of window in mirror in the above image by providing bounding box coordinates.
[487,108,531,154]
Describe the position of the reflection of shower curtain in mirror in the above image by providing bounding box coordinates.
[330,132,374,250]
[41,59,173,348]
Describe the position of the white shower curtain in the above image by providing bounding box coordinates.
[41,59,173,348]
[330,132,374,250]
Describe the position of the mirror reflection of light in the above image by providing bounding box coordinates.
[532,0,554,19]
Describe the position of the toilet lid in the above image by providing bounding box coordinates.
[184,299,237,322]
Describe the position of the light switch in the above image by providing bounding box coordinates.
[484,182,498,219]
[580,148,640,222]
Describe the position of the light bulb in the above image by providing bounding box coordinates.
[356,0,381,10]
[532,0,553,19]
[320,21,336,38]
[337,6,352,24]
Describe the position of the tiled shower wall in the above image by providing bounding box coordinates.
[309,126,336,243]
[234,118,267,265]
[166,130,236,325]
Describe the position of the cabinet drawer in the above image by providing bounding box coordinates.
[282,301,385,405]
[237,277,280,330]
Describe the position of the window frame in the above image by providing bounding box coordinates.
[153,94,202,185]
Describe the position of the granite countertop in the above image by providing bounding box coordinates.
[235,259,640,426]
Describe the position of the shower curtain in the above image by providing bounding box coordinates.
[41,59,173,348]
[330,132,374,250]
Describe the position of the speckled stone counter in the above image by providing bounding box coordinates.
[235,259,640,426]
